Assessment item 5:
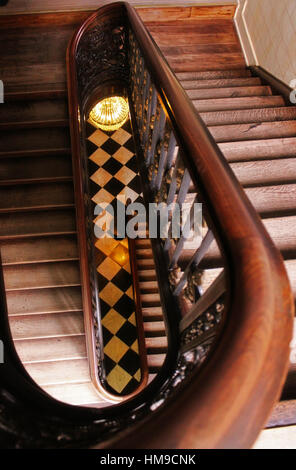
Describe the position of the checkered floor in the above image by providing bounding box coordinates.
[86,119,143,396]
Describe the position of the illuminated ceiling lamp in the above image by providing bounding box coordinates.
[88,96,129,132]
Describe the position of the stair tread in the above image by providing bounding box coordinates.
[201,107,296,126]
[186,85,271,100]
[24,358,90,386]
[284,260,296,299]
[43,382,107,406]
[193,96,285,112]
[0,127,70,153]
[176,69,252,81]
[15,335,87,363]
[0,155,72,182]
[0,182,74,212]
[9,311,84,339]
[5,82,67,101]
[0,209,76,238]
[1,235,78,265]
[6,286,82,316]
[0,148,71,159]
[0,98,68,123]
[219,138,296,162]
[3,261,81,291]
[147,354,166,369]
[245,184,296,217]
[181,77,262,90]
[231,158,296,186]
[209,120,296,143]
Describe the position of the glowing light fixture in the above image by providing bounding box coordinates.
[88,96,129,132]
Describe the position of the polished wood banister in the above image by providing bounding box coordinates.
[65,2,294,449]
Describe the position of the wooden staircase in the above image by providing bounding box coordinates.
[0,5,295,446]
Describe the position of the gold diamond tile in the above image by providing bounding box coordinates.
[106,364,132,394]
[100,282,123,306]
[131,340,139,354]
[128,312,136,326]
[111,128,131,145]
[91,167,112,187]
[92,188,114,205]
[102,309,126,335]
[104,336,129,363]
[134,368,141,382]
[115,166,136,185]
[118,186,139,203]
[97,257,121,280]
[113,147,134,165]
[89,148,110,167]
[126,285,134,299]
[109,243,129,267]
[95,237,119,256]
[120,239,129,249]
[93,210,114,237]
[123,262,131,274]
[88,129,109,147]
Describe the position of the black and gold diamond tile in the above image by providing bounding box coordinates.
[86,118,145,396]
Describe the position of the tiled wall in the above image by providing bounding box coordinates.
[236,0,296,86]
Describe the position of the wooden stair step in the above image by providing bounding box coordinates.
[209,121,296,143]
[137,258,156,269]
[9,311,84,339]
[140,293,162,306]
[142,306,164,320]
[193,95,285,112]
[137,269,157,281]
[230,159,296,187]
[147,354,166,370]
[0,154,72,184]
[24,358,90,386]
[201,107,296,126]
[3,261,81,291]
[162,44,242,58]
[43,382,106,406]
[0,209,76,239]
[0,127,70,152]
[0,119,69,131]
[245,184,296,217]
[219,138,296,162]
[186,85,271,100]
[6,286,82,316]
[5,83,67,101]
[0,182,74,212]
[0,235,78,265]
[180,77,261,90]
[264,216,296,259]
[170,54,245,73]
[139,280,159,292]
[145,336,168,351]
[15,335,87,363]
[143,321,166,334]
[135,239,152,248]
[136,248,154,259]
[175,69,251,81]
[0,148,71,160]
[0,98,68,124]
[284,260,296,299]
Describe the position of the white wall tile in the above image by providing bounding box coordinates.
[238,0,296,86]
